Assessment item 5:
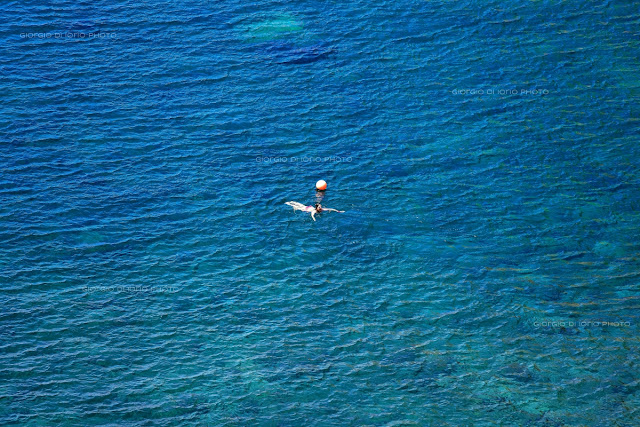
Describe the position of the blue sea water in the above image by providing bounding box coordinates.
[1,0,640,425]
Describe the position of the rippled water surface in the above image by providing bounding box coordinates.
[1,0,640,425]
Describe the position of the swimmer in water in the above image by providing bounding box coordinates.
[285,201,344,221]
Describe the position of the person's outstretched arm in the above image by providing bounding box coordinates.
[323,208,344,213]
[311,211,317,221]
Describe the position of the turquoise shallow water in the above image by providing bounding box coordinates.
[1,0,640,425]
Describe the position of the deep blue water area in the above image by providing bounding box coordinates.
[1,0,639,425]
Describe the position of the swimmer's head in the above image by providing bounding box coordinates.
[315,203,322,211]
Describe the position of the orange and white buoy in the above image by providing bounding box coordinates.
[316,180,327,191]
